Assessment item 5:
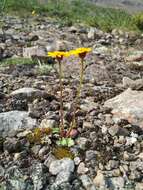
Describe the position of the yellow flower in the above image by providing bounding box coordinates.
[70,47,91,59]
[48,51,70,61]
[32,10,36,16]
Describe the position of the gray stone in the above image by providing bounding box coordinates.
[83,121,93,129]
[105,160,119,170]
[76,137,89,150]
[93,45,109,56]
[123,77,143,90]
[107,177,125,190]
[31,162,47,190]
[80,98,98,112]
[85,150,97,161]
[93,170,107,189]
[108,125,129,136]
[10,87,50,100]
[49,158,75,175]
[88,28,96,40]
[38,146,49,158]
[77,162,88,174]
[44,153,57,168]
[104,88,143,128]
[126,50,143,69]
[50,182,72,190]
[40,119,57,128]
[23,46,46,58]
[74,157,81,165]
[3,138,23,153]
[80,175,97,190]
[68,26,79,33]
[129,170,141,180]
[31,145,41,155]
[5,166,33,190]
[0,111,36,137]
[55,171,72,185]
[0,165,5,178]
[129,161,143,171]
[135,183,143,190]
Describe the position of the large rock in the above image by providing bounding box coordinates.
[0,111,36,137]
[10,87,52,100]
[104,88,143,128]
[4,166,33,190]
[23,46,46,58]
[80,175,97,190]
[31,162,47,190]
[126,50,143,69]
[49,158,75,175]
[122,77,143,90]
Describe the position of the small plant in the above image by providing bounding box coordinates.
[36,64,54,75]
[27,127,53,144]
[133,12,143,30]
[48,48,91,147]
[32,10,36,16]
[48,51,70,137]
[66,48,91,135]
[53,147,74,159]
[27,47,91,149]
[0,58,35,66]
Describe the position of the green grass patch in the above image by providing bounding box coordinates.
[36,64,54,75]
[0,0,141,32]
[0,57,35,66]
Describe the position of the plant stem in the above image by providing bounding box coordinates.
[67,58,84,136]
[58,60,64,136]
[77,58,84,99]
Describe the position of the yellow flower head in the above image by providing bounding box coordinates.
[32,10,36,16]
[70,47,91,59]
[48,51,70,62]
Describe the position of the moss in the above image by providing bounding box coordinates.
[0,58,35,66]
[133,12,143,30]
[53,147,74,160]
[27,127,52,144]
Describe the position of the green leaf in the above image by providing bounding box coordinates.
[56,138,67,146]
[60,138,68,146]
[56,138,74,147]
[56,140,61,146]
[67,138,74,147]
[52,128,60,134]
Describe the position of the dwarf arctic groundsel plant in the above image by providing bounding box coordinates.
[47,48,91,147]
[67,48,91,135]
[48,51,70,137]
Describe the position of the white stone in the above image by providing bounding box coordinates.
[104,88,143,128]
[0,111,36,137]
[49,158,75,175]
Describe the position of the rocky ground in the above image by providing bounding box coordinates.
[0,15,143,190]
[89,0,143,12]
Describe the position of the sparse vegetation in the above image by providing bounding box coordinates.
[133,12,143,30]
[36,64,54,75]
[0,57,35,66]
[0,0,141,32]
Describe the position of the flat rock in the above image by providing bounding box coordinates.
[122,77,143,90]
[0,111,36,137]
[104,88,143,128]
[10,87,51,100]
[23,46,46,58]
[49,158,75,175]
[126,50,143,69]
